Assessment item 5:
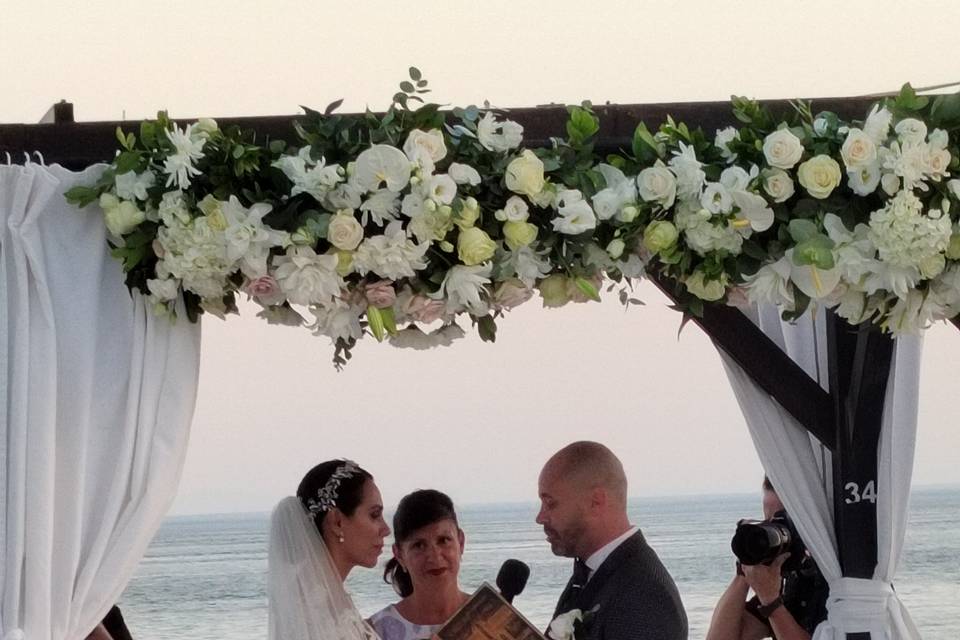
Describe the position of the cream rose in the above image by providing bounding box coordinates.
[327,212,364,250]
[503,220,538,251]
[636,163,677,209]
[840,129,878,170]
[100,193,145,236]
[763,129,804,170]
[762,168,795,203]
[798,155,842,199]
[403,129,447,166]
[505,150,545,197]
[457,227,497,265]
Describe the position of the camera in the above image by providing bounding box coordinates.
[731,510,807,573]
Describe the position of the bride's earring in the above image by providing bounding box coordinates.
[338,532,345,543]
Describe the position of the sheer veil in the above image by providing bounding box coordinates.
[267,497,379,640]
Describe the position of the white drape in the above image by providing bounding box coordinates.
[1,164,201,640]
[720,304,921,639]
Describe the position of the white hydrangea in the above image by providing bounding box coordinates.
[155,215,231,300]
[868,191,951,274]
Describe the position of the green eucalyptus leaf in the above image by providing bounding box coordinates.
[788,219,820,243]
[792,235,835,269]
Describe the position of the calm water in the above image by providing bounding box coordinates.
[119,488,960,639]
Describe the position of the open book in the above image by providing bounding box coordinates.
[436,582,546,640]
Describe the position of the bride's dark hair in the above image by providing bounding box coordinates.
[296,460,372,537]
[384,489,460,597]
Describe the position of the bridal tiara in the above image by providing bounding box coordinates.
[305,460,360,515]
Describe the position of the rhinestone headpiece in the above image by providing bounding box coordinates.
[305,460,360,515]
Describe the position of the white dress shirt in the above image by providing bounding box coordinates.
[583,525,640,582]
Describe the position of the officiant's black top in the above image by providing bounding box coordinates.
[553,530,687,640]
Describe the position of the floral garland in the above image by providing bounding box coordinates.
[65,71,960,366]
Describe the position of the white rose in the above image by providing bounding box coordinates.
[841,129,878,170]
[762,168,795,203]
[403,129,447,168]
[505,150,545,197]
[636,162,677,209]
[797,155,842,199]
[926,147,951,180]
[895,118,928,143]
[327,212,364,251]
[447,162,482,186]
[763,129,804,170]
[498,195,530,222]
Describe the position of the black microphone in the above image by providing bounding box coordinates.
[496,559,530,604]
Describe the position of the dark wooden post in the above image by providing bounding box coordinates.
[826,312,895,639]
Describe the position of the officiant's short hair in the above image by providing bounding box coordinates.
[549,441,628,507]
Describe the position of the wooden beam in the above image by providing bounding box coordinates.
[0,96,881,169]
[649,273,837,448]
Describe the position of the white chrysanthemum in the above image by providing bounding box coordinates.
[272,147,344,201]
[668,142,706,200]
[352,221,430,280]
[308,301,364,343]
[359,189,401,227]
[477,112,524,152]
[115,170,156,201]
[163,123,206,189]
[868,191,952,276]
[433,263,492,314]
[879,141,929,192]
[272,246,344,306]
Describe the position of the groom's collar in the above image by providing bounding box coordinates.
[583,525,639,577]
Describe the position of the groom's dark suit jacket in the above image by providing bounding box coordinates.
[553,530,687,640]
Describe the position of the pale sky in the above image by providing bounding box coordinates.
[3,0,959,515]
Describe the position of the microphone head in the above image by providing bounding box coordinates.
[496,559,530,604]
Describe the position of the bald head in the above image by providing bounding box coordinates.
[542,441,628,509]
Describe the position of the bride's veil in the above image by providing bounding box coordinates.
[267,496,378,640]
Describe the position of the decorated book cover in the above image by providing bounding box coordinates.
[437,583,545,640]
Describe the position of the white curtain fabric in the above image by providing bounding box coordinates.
[1,163,201,640]
[720,304,921,639]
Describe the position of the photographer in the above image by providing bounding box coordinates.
[706,478,828,640]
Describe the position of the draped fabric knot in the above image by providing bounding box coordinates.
[811,578,919,640]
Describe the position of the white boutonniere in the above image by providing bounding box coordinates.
[547,606,598,640]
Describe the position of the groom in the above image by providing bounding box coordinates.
[537,442,687,640]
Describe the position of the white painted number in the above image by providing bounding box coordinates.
[844,480,878,504]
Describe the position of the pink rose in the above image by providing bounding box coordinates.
[403,293,447,324]
[244,275,285,306]
[364,280,397,309]
[493,279,534,310]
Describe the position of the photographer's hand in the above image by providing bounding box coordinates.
[741,553,788,605]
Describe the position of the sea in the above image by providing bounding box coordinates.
[118,488,960,639]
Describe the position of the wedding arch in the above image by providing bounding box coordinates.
[4,75,959,640]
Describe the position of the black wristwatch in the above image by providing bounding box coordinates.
[755,595,783,618]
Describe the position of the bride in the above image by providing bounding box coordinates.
[268,459,391,639]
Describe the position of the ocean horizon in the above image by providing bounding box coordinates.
[119,487,960,638]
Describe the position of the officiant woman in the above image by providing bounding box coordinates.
[368,490,470,640]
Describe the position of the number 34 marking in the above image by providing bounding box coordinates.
[844,480,878,504]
